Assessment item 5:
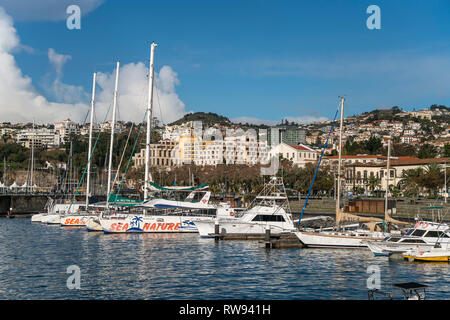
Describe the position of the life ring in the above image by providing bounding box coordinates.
[229,211,234,216]
[421,222,429,229]
[415,222,420,228]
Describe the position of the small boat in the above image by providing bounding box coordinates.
[403,247,450,262]
[402,232,450,262]
[366,221,450,256]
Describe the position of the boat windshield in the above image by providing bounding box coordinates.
[400,239,426,243]
[405,229,414,236]
[252,215,286,222]
[387,237,402,242]
[411,229,426,237]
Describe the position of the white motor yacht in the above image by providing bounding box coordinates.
[366,221,450,255]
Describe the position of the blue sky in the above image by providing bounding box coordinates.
[2,0,450,124]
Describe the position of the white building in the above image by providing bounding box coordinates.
[269,142,319,168]
[54,119,80,143]
[16,128,61,148]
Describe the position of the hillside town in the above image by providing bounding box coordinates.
[1,105,450,198]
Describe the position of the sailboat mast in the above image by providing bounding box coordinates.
[31,120,35,193]
[336,97,345,222]
[384,135,391,219]
[107,61,120,207]
[144,42,157,201]
[86,72,97,208]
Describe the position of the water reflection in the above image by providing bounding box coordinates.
[0,218,449,299]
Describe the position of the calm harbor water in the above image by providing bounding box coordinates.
[0,218,449,300]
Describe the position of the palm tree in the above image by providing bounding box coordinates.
[398,168,422,199]
[421,163,443,197]
[367,175,381,196]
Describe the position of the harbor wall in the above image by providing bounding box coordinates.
[291,198,450,222]
[0,195,49,216]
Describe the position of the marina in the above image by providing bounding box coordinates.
[1,217,449,300]
[1,1,450,307]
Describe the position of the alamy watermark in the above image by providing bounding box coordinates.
[66,5,81,30]
[366,5,381,30]
[366,265,381,290]
[66,265,81,289]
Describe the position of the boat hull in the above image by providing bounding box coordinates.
[31,213,45,222]
[85,217,102,231]
[100,215,214,233]
[194,219,294,237]
[60,215,92,227]
[366,241,436,255]
[41,214,61,224]
[294,231,384,249]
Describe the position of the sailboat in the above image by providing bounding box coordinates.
[98,42,228,233]
[293,98,405,248]
[34,141,86,224]
[60,69,116,227]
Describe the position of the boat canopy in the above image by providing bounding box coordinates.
[108,194,144,207]
[148,181,208,192]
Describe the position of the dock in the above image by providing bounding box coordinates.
[209,232,304,248]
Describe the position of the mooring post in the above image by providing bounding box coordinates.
[214,218,220,242]
[265,225,271,248]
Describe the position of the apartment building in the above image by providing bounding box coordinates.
[16,128,61,149]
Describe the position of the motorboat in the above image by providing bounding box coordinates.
[194,204,295,237]
[403,246,450,262]
[193,176,296,238]
[366,221,450,256]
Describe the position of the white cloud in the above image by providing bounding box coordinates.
[94,63,187,124]
[232,115,328,126]
[231,117,278,126]
[0,0,105,22]
[0,8,187,125]
[48,48,71,75]
[0,7,88,123]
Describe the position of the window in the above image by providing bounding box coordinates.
[401,239,426,243]
[411,229,426,237]
[424,231,439,238]
[252,215,286,222]
[424,231,448,238]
